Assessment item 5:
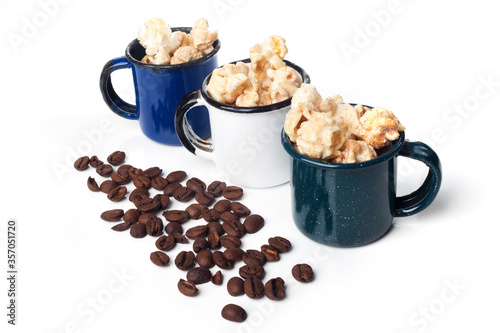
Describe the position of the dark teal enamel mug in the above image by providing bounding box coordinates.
[281,127,442,247]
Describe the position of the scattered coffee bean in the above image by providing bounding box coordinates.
[133,175,151,189]
[107,186,127,202]
[221,304,247,323]
[213,199,232,213]
[220,235,242,249]
[264,277,286,300]
[155,234,176,251]
[107,151,126,166]
[231,202,250,217]
[222,220,245,238]
[151,176,169,190]
[143,166,162,179]
[87,177,100,192]
[163,210,189,223]
[186,203,208,220]
[239,264,265,279]
[292,264,314,283]
[129,187,149,202]
[150,251,169,267]
[206,222,224,236]
[173,186,194,202]
[186,177,206,193]
[261,244,279,262]
[186,267,212,284]
[100,180,118,194]
[242,250,266,266]
[195,191,214,206]
[186,225,208,239]
[117,164,133,175]
[178,279,198,296]
[89,155,103,168]
[96,164,113,177]
[166,170,187,183]
[193,237,209,253]
[111,221,132,231]
[243,214,265,234]
[223,248,245,262]
[175,251,196,271]
[213,250,234,269]
[135,197,160,212]
[153,194,170,210]
[196,249,214,268]
[223,186,243,200]
[202,209,219,222]
[207,230,221,249]
[163,182,182,196]
[146,217,163,237]
[138,213,156,225]
[123,209,141,224]
[244,276,264,299]
[130,223,147,238]
[164,222,183,235]
[227,277,245,296]
[128,167,144,179]
[74,156,90,171]
[211,270,223,285]
[101,209,124,222]
[111,171,130,185]
[220,211,239,223]
[208,181,226,197]
[173,232,189,244]
[268,236,292,253]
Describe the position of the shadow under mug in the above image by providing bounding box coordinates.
[282,124,442,247]
[175,59,310,188]
[99,28,220,145]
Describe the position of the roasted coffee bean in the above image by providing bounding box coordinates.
[175,251,196,270]
[202,209,219,222]
[244,276,265,299]
[186,177,206,193]
[117,164,133,175]
[101,209,124,222]
[239,265,265,279]
[186,203,208,220]
[231,202,250,217]
[164,182,183,196]
[264,277,286,300]
[166,170,187,183]
[220,211,239,223]
[146,217,164,237]
[221,304,247,323]
[162,210,189,223]
[173,233,189,244]
[87,177,100,192]
[207,230,221,249]
[223,186,243,200]
[244,214,265,234]
[89,155,104,168]
[178,279,198,296]
[208,181,226,197]
[107,186,127,202]
[211,270,223,285]
[100,180,118,194]
[222,220,245,238]
[195,191,214,206]
[107,151,125,166]
[165,222,183,235]
[173,186,194,202]
[223,248,245,262]
[133,175,151,189]
[155,234,176,251]
[127,167,144,179]
[135,197,160,212]
[138,212,156,225]
[151,176,169,190]
[129,187,149,202]
[196,249,214,268]
[242,250,266,266]
[110,171,130,185]
[227,277,245,296]
[206,222,224,236]
[123,209,141,223]
[143,166,162,178]
[220,235,242,249]
[96,164,113,177]
[111,221,132,231]
[268,236,292,253]
[150,251,169,267]
[130,223,147,238]
[213,251,234,269]
[292,264,314,283]
[153,194,170,210]
[193,237,209,253]
[186,267,212,284]
[261,244,279,262]
[74,156,90,171]
[185,225,208,239]
[213,199,232,213]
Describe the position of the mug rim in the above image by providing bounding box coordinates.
[281,122,406,169]
[125,27,221,69]
[200,58,311,114]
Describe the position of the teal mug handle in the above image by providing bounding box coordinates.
[395,140,442,217]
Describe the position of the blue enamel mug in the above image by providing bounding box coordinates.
[282,122,442,247]
[99,28,219,145]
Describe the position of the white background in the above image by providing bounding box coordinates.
[1,0,499,332]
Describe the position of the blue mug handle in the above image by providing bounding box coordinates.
[99,56,139,120]
[395,140,442,217]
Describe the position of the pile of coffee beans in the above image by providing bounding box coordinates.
[75,151,314,323]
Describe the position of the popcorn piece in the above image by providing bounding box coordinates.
[171,46,203,65]
[138,18,171,56]
[336,140,377,163]
[295,117,346,160]
[268,67,302,104]
[191,18,218,54]
[207,62,251,104]
[358,107,406,149]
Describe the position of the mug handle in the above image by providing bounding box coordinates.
[395,140,442,217]
[99,56,139,120]
[175,90,213,159]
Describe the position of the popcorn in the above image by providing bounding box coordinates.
[207,35,302,107]
[284,84,405,164]
[137,17,217,65]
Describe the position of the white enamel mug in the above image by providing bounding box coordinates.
[175,59,310,188]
